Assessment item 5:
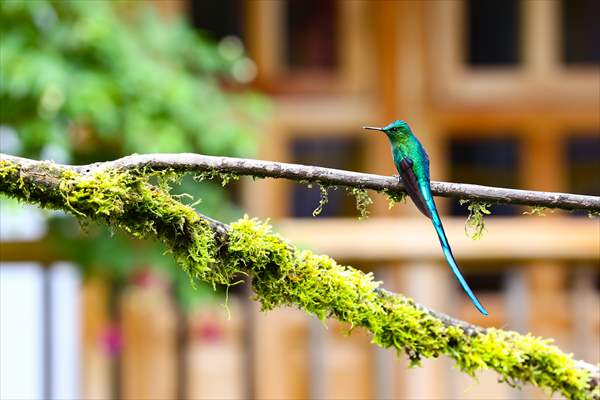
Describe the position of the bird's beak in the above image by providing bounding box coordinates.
[363,126,383,132]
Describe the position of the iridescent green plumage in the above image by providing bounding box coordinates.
[364,120,488,315]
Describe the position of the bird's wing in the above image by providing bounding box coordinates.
[398,157,432,219]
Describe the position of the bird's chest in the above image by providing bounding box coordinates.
[391,142,429,179]
[391,144,409,167]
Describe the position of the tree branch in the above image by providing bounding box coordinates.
[2,153,600,212]
[1,154,599,399]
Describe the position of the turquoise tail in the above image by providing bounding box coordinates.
[422,185,488,316]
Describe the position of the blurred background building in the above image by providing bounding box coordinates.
[1,0,599,399]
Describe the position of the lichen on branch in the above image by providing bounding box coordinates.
[460,199,492,240]
[312,184,330,217]
[347,187,373,219]
[0,156,598,400]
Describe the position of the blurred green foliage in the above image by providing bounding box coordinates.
[0,0,268,307]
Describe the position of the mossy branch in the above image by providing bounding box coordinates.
[1,154,599,399]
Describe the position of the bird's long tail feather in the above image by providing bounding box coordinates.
[421,184,489,316]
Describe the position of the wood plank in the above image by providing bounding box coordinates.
[121,282,177,400]
[0,240,62,264]
[366,0,401,217]
[325,321,372,400]
[80,278,111,400]
[254,307,309,400]
[186,300,244,400]
[276,217,600,261]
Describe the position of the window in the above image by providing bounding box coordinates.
[466,0,521,66]
[462,270,507,293]
[449,137,520,216]
[567,135,600,196]
[291,137,360,217]
[562,0,600,64]
[285,0,338,71]
[188,0,244,41]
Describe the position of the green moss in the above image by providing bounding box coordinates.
[523,206,554,216]
[0,159,19,178]
[0,163,18,196]
[0,159,31,199]
[227,217,293,275]
[348,187,373,220]
[194,170,240,186]
[312,184,330,217]
[383,188,407,209]
[460,199,491,240]
[153,168,184,192]
[58,168,132,218]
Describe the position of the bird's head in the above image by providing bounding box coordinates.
[363,120,412,140]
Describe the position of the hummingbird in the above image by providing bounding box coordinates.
[364,120,488,316]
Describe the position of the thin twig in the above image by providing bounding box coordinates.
[3,153,597,212]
